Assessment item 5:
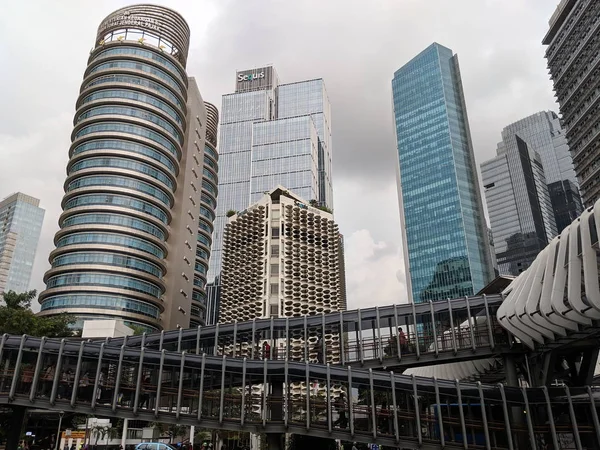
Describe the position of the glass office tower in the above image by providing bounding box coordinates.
[0,193,45,294]
[482,111,582,276]
[206,67,333,324]
[392,43,493,303]
[38,5,217,331]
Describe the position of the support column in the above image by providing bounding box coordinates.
[504,354,518,387]
[6,405,27,450]
[504,355,526,450]
[266,381,283,450]
[190,426,195,447]
[576,348,599,386]
[121,418,128,449]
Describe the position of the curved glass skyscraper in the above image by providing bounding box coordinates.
[39,5,218,331]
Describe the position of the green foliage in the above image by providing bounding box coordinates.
[226,209,237,217]
[127,324,146,336]
[0,290,74,337]
[308,199,333,214]
[151,422,188,443]
[194,428,212,443]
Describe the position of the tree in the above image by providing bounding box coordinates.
[151,423,188,443]
[91,425,109,448]
[0,290,74,337]
[226,210,237,217]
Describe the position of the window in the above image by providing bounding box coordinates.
[271,263,279,275]
[271,245,279,256]
[590,214,598,246]
[272,209,280,219]
[270,304,279,317]
[270,283,279,294]
[272,227,280,238]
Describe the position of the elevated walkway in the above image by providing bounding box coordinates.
[0,334,599,449]
[108,295,514,371]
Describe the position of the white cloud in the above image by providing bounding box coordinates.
[343,229,406,310]
[0,0,562,312]
[0,114,71,309]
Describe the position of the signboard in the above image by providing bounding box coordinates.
[98,11,161,35]
[235,66,276,93]
[62,431,86,440]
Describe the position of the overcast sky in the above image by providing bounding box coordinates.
[0,0,559,311]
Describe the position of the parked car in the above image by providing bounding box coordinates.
[135,444,178,450]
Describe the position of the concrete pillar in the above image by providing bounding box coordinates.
[190,426,195,447]
[121,418,129,449]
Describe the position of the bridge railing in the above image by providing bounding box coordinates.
[0,335,597,449]
[113,296,509,367]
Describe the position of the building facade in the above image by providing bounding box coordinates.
[0,193,45,294]
[543,0,600,207]
[38,5,217,331]
[392,43,493,303]
[207,66,333,324]
[190,103,219,327]
[482,111,582,276]
[219,187,346,357]
[482,135,557,276]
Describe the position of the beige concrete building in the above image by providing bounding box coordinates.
[220,187,346,360]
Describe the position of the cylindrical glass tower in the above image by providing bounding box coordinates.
[39,5,191,331]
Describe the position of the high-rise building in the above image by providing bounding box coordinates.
[207,66,333,324]
[481,111,582,276]
[0,193,45,294]
[482,133,557,276]
[219,187,345,352]
[38,5,218,331]
[392,43,493,303]
[543,0,600,207]
[190,103,219,328]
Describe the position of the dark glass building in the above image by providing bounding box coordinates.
[392,43,493,303]
[482,111,582,276]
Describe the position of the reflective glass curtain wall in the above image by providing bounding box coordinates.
[38,5,214,331]
[0,193,45,294]
[207,70,333,324]
[392,43,493,303]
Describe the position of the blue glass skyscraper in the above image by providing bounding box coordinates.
[392,43,493,303]
[0,193,45,294]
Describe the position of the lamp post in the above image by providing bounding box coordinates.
[55,411,65,450]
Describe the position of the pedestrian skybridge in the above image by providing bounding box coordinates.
[108,294,512,371]
[0,334,599,449]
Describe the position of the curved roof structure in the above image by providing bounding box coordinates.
[497,200,600,349]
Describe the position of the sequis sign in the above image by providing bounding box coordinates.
[238,72,265,82]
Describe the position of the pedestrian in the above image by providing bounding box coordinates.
[399,328,408,352]
[315,335,324,363]
[262,341,271,360]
